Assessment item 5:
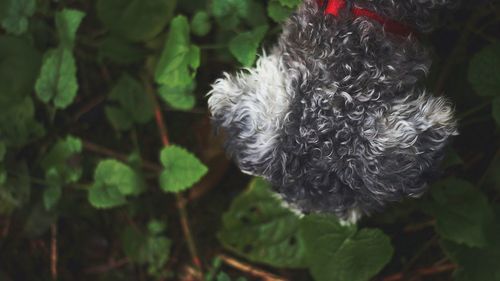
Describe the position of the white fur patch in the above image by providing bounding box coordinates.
[207,53,292,175]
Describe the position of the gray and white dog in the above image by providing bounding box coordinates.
[208,0,458,222]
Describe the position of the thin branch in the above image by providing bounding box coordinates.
[50,224,58,280]
[381,263,456,281]
[85,258,130,274]
[218,254,288,281]
[142,74,203,276]
[82,140,162,172]
[403,219,435,233]
[1,217,10,238]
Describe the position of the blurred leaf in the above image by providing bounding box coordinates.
[278,0,301,8]
[300,215,393,281]
[191,11,211,36]
[442,206,500,281]
[425,178,495,247]
[243,1,268,27]
[0,35,41,108]
[218,178,307,268]
[88,160,146,208]
[23,201,57,237]
[122,225,171,276]
[40,136,82,210]
[35,48,78,108]
[106,74,154,130]
[229,25,268,66]
[147,220,167,235]
[468,43,500,97]
[268,0,294,22]
[0,97,45,147]
[158,82,196,110]
[211,0,250,29]
[55,9,86,49]
[0,0,35,35]
[155,15,200,87]
[0,162,30,214]
[98,36,147,64]
[159,145,207,193]
[493,97,500,126]
[96,0,176,42]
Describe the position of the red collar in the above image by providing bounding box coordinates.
[318,0,414,37]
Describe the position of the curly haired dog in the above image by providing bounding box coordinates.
[208,0,458,222]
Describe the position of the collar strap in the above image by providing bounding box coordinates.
[318,0,414,37]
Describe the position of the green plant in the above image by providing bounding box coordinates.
[0,0,499,280]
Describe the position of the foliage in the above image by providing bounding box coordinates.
[0,0,499,281]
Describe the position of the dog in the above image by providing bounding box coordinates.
[208,0,458,222]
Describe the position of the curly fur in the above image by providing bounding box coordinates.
[208,0,458,221]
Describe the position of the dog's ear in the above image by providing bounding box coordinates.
[207,54,292,176]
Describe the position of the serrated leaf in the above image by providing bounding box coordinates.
[493,97,500,126]
[0,0,36,35]
[300,215,393,281]
[442,206,500,281]
[268,0,294,22]
[88,160,146,209]
[468,43,500,97]
[0,35,41,108]
[155,16,200,87]
[98,36,146,64]
[191,11,211,36]
[425,178,495,247]
[106,74,154,130]
[159,145,207,193]
[158,82,196,110]
[218,178,307,268]
[35,48,79,109]
[229,25,268,66]
[97,0,176,42]
[55,9,85,49]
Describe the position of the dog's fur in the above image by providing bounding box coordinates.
[208,0,458,221]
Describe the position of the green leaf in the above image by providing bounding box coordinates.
[468,43,500,97]
[211,0,250,29]
[268,0,294,22]
[88,159,146,209]
[35,48,79,109]
[98,36,146,64]
[0,35,41,108]
[122,225,171,275]
[158,82,196,110]
[0,162,31,214]
[0,97,45,147]
[97,0,177,42]
[442,206,500,281]
[278,0,301,8]
[148,220,167,235]
[493,97,500,126]
[243,1,268,27]
[43,169,62,210]
[41,135,83,184]
[300,215,393,281]
[105,74,154,130]
[159,145,207,193]
[55,9,86,49]
[218,178,307,268]
[155,15,200,87]
[191,11,211,37]
[425,178,495,247]
[229,25,268,66]
[0,0,36,35]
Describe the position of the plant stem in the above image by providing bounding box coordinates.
[50,224,58,280]
[142,74,203,276]
[218,254,288,281]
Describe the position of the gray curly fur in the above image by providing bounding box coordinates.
[208,0,458,222]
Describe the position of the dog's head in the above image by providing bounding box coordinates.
[208,0,458,221]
